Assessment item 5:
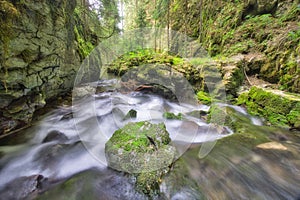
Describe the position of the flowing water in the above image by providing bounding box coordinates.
[0,79,299,200]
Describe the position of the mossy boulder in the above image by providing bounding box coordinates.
[237,86,300,127]
[105,121,176,196]
[105,121,175,173]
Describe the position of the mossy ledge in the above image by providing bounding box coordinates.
[237,86,300,128]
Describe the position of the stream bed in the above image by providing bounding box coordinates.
[0,79,299,200]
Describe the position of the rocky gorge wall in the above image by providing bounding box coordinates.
[0,0,97,134]
[170,0,300,93]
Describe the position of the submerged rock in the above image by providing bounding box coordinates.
[42,130,68,143]
[0,174,44,199]
[105,121,176,196]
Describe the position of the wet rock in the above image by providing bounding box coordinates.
[33,142,82,171]
[72,85,96,99]
[161,159,204,200]
[36,169,148,200]
[0,174,43,200]
[105,121,176,196]
[0,116,21,135]
[42,130,68,143]
[123,109,137,120]
[60,112,73,120]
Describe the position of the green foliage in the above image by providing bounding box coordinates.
[74,26,94,59]
[196,91,212,105]
[279,3,300,22]
[135,8,148,28]
[287,28,300,42]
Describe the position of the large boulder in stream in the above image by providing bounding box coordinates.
[105,121,176,196]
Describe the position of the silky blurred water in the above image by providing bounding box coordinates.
[0,79,299,200]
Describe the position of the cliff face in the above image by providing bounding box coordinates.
[0,0,97,134]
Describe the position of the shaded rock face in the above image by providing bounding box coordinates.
[118,64,196,104]
[243,0,278,17]
[0,0,96,134]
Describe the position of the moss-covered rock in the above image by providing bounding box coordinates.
[105,121,176,196]
[163,112,183,120]
[105,121,175,172]
[237,86,300,127]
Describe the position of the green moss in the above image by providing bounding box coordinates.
[236,92,249,105]
[106,121,172,153]
[107,49,188,76]
[279,3,300,22]
[107,121,155,152]
[237,86,300,127]
[74,26,94,59]
[105,121,175,196]
[0,1,20,91]
[172,57,184,65]
[163,112,182,120]
[197,91,212,105]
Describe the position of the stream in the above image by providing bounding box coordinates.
[0,79,299,200]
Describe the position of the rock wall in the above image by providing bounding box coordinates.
[0,0,97,134]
